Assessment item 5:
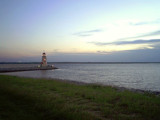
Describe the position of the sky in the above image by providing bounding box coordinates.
[1,0,160,62]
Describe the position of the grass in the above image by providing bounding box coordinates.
[0,75,160,120]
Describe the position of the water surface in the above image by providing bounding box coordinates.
[1,63,160,92]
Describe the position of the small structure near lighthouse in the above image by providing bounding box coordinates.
[41,52,47,67]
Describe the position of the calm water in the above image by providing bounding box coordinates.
[0,63,160,92]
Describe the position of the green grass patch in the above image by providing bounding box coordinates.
[0,75,160,120]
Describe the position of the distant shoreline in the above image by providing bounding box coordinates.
[1,62,160,64]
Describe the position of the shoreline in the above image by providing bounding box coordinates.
[51,78,160,95]
[7,75,160,96]
[0,75,160,120]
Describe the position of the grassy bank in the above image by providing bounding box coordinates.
[0,75,160,120]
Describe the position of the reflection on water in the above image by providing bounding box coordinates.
[1,63,160,92]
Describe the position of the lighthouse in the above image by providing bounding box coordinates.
[41,52,47,67]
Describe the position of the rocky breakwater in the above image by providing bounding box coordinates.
[0,65,58,73]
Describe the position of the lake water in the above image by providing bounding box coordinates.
[0,63,160,92]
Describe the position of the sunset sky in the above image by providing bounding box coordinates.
[1,0,160,62]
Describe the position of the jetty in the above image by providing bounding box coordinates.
[0,52,58,73]
[0,66,57,73]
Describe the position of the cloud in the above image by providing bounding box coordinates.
[89,39,160,46]
[97,51,111,54]
[46,48,160,62]
[76,34,92,37]
[2,48,160,62]
[1,47,160,62]
[130,19,160,26]
[118,30,160,41]
[144,30,160,37]
[73,29,103,37]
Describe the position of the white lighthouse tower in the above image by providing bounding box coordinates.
[41,52,47,67]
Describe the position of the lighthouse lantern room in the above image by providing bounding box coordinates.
[41,52,47,67]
